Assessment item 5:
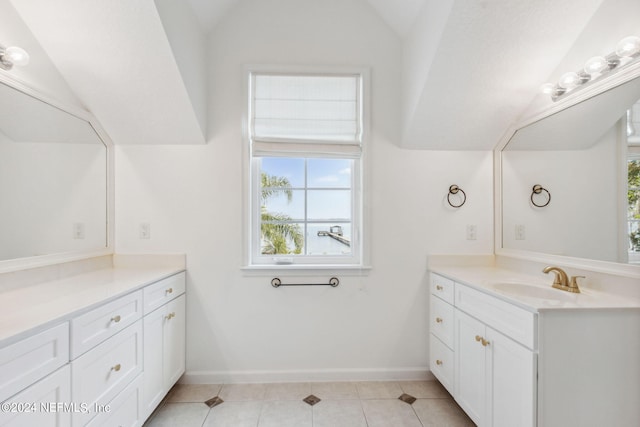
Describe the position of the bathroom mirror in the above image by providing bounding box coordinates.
[0,79,109,266]
[501,72,640,267]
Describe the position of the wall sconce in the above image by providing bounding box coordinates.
[0,45,30,71]
[541,35,640,101]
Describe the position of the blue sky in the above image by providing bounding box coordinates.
[261,157,352,222]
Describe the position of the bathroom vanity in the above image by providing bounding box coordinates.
[0,257,186,426]
[429,268,640,427]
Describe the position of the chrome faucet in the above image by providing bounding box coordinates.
[542,266,582,293]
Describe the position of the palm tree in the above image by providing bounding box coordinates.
[260,172,304,254]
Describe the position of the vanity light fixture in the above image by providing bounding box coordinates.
[541,35,640,101]
[0,45,30,71]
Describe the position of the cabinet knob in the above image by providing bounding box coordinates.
[436,359,443,366]
[110,315,121,323]
[475,335,490,346]
[435,317,443,323]
[111,364,121,372]
[166,288,173,294]
[165,312,176,320]
[436,285,443,291]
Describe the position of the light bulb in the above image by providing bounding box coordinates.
[615,35,640,58]
[540,83,555,95]
[558,71,580,89]
[4,46,29,66]
[584,56,608,75]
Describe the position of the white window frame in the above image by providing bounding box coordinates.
[242,65,370,271]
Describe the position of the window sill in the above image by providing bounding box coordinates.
[241,264,371,276]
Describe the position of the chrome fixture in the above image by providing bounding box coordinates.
[271,277,340,288]
[447,184,467,208]
[0,45,29,71]
[541,35,640,101]
[542,266,582,293]
[531,184,551,207]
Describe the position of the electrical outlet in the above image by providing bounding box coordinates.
[139,223,151,239]
[73,222,85,239]
[466,224,477,240]
[515,224,526,240]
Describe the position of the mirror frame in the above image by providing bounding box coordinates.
[0,73,114,273]
[494,61,640,280]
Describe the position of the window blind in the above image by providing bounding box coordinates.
[251,74,361,148]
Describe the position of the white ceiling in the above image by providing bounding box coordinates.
[9,0,206,145]
[6,0,639,150]
[186,0,426,37]
[401,0,610,149]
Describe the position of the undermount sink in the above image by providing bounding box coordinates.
[491,282,578,302]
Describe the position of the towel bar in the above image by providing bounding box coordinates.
[271,277,339,288]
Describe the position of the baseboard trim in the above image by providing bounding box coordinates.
[179,368,433,384]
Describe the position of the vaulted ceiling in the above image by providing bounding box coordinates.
[5,0,640,149]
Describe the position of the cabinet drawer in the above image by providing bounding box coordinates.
[70,291,143,358]
[143,272,185,315]
[0,365,71,427]
[455,283,536,349]
[430,273,454,304]
[430,296,454,348]
[430,334,454,395]
[71,321,142,426]
[0,323,69,403]
[86,374,143,427]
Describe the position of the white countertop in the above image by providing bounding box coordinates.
[0,265,185,346]
[430,266,640,312]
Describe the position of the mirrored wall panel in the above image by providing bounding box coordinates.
[0,82,107,261]
[502,76,640,265]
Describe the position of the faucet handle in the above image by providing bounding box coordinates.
[569,275,584,293]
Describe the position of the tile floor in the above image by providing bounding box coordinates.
[144,380,475,427]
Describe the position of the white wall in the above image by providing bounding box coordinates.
[115,0,494,382]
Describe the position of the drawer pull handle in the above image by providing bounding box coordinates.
[111,364,121,372]
[475,335,482,342]
[165,312,176,320]
[166,288,173,294]
[436,359,443,366]
[435,317,443,323]
[436,285,443,291]
[111,315,121,323]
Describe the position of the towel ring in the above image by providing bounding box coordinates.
[531,185,551,207]
[447,185,466,208]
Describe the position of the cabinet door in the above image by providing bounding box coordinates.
[487,328,536,427]
[455,310,487,426]
[163,295,186,389]
[0,365,71,427]
[142,305,165,420]
[142,294,186,420]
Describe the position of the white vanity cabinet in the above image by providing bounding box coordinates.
[430,273,536,427]
[0,267,186,427]
[430,270,640,427]
[142,273,186,420]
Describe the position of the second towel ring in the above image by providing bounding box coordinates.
[531,185,551,207]
[447,185,466,208]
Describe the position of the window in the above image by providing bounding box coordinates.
[627,103,640,262]
[246,70,365,267]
